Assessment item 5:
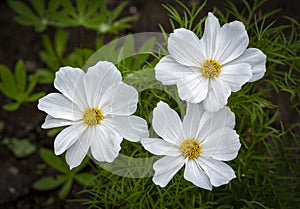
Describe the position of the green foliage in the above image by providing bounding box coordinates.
[0,60,45,111]
[2,137,37,158]
[33,148,95,200]
[84,34,161,71]
[83,1,300,209]
[5,0,135,109]
[36,29,93,83]
[4,0,299,208]
[160,0,207,36]
[8,0,136,34]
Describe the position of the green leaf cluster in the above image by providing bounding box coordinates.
[33,148,95,201]
[8,0,136,33]
[0,60,45,110]
[36,29,94,84]
[2,0,136,109]
[83,1,300,209]
[2,137,37,158]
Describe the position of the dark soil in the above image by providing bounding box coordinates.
[0,0,299,208]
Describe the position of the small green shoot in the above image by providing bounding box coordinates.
[0,60,45,111]
[33,148,95,200]
[36,30,93,84]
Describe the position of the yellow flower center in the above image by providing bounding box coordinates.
[179,138,202,159]
[82,107,104,126]
[200,59,221,78]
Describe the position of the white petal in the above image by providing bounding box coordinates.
[38,93,82,121]
[54,123,87,155]
[141,138,181,156]
[108,115,149,142]
[202,78,231,112]
[202,12,220,58]
[65,127,94,169]
[183,102,205,139]
[201,127,241,161]
[229,48,266,82]
[214,21,249,64]
[54,66,87,110]
[42,115,74,129]
[153,155,185,187]
[168,28,205,67]
[152,101,183,145]
[90,121,122,163]
[100,82,138,116]
[155,55,199,85]
[200,106,235,136]
[177,75,209,103]
[84,61,122,107]
[220,63,252,92]
[184,104,236,143]
[198,157,236,187]
[184,159,212,190]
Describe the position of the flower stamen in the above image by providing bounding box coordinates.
[180,138,202,159]
[82,107,104,126]
[200,59,221,78]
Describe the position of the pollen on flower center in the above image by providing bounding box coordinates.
[82,107,104,126]
[200,59,221,78]
[179,138,202,159]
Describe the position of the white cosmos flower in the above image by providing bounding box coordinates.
[38,61,149,169]
[141,101,241,190]
[155,12,266,112]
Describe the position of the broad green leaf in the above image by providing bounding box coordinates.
[0,65,18,98]
[32,175,67,191]
[15,60,26,93]
[40,51,59,70]
[55,30,69,58]
[76,0,87,17]
[2,137,36,158]
[30,0,45,17]
[41,35,56,57]
[8,0,37,20]
[26,92,45,102]
[14,16,38,27]
[35,69,55,84]
[2,102,20,111]
[40,148,69,173]
[75,173,95,187]
[58,178,73,199]
[26,72,39,94]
